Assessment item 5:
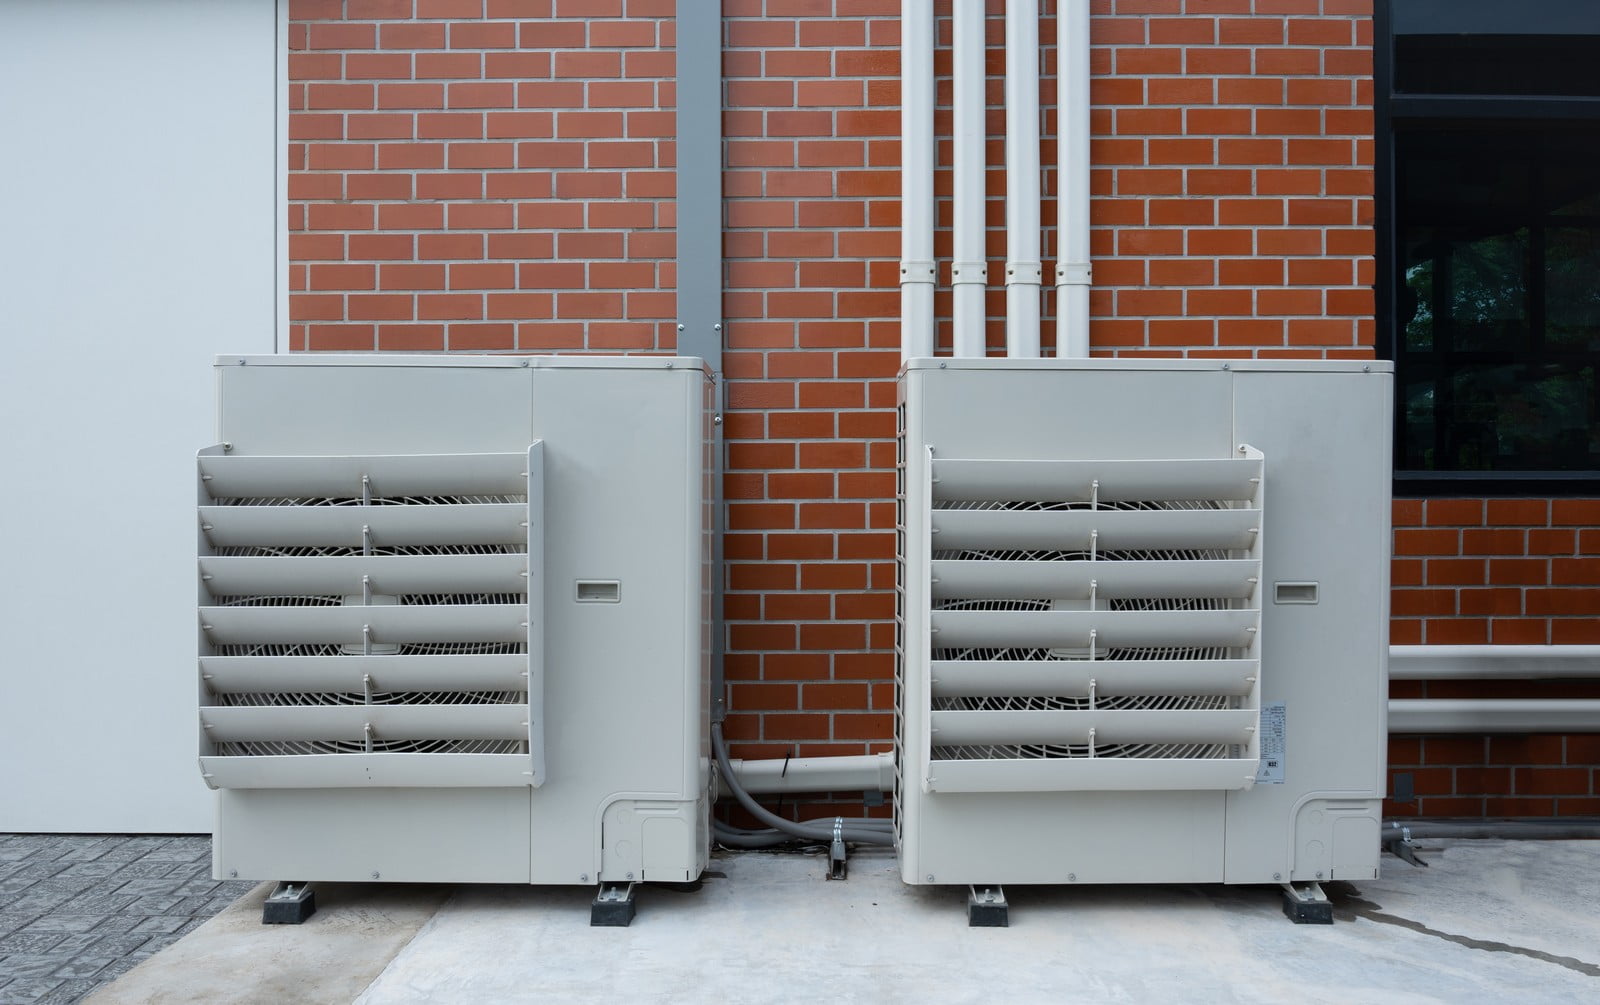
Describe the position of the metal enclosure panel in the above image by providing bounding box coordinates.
[1223,368,1391,883]
[897,360,1391,887]
[215,788,532,883]
[209,357,709,886]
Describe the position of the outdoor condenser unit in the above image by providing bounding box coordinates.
[896,358,1392,911]
[196,355,711,915]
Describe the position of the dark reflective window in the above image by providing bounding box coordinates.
[1396,35,1600,97]
[1396,126,1600,474]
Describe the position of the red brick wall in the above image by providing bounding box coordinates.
[287,0,1594,820]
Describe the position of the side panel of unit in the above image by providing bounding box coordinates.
[898,365,1235,886]
[1223,368,1392,883]
[526,366,709,884]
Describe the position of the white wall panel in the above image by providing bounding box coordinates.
[0,0,281,832]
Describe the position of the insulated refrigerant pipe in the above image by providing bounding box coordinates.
[951,0,989,358]
[1382,819,1600,842]
[1389,644,1600,680]
[899,0,936,362]
[722,753,896,795]
[1389,699,1600,734]
[1003,0,1042,358]
[1054,0,1092,358]
[711,723,894,846]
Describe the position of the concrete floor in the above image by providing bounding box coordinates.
[90,839,1599,1004]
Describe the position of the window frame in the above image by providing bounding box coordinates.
[1376,0,1600,495]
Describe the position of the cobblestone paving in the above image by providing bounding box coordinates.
[0,835,254,1004]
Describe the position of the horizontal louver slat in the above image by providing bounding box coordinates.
[199,504,526,548]
[199,453,527,499]
[930,658,1258,698]
[200,554,528,596]
[933,457,1262,503]
[931,608,1259,650]
[930,708,1258,747]
[932,507,1260,553]
[200,604,527,645]
[201,703,528,743]
[200,655,529,694]
[199,753,534,788]
[926,757,1260,793]
[931,558,1257,601]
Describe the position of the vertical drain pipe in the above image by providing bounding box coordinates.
[1004,0,1042,358]
[1055,0,1091,358]
[900,0,936,362]
[951,0,988,358]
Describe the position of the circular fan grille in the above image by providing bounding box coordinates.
[213,494,527,757]
[930,499,1233,761]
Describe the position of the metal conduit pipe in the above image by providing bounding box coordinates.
[720,753,895,795]
[951,0,989,358]
[1389,699,1600,734]
[1383,819,1600,842]
[1003,0,1042,358]
[899,0,935,362]
[1389,644,1600,680]
[1054,0,1091,358]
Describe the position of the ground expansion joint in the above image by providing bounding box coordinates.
[1331,889,1600,979]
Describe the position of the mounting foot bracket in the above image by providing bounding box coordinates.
[262,881,316,925]
[828,818,848,880]
[1280,881,1333,925]
[1382,825,1429,868]
[590,881,637,927]
[967,885,1009,927]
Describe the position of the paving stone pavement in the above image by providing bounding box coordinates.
[0,835,254,1004]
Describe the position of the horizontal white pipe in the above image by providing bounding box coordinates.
[1389,699,1600,734]
[1389,645,1600,680]
[722,754,895,795]
[899,0,935,362]
[951,0,988,358]
[1055,0,1091,358]
[1003,0,1041,359]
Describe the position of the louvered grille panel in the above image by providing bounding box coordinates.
[197,449,544,789]
[919,452,1264,793]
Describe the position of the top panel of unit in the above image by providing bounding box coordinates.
[218,354,711,376]
[901,357,1392,375]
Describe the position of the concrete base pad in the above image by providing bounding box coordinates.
[91,841,1600,1003]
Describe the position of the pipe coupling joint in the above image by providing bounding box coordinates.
[950,261,989,285]
[1004,260,1043,286]
[898,260,937,285]
[1055,262,1092,285]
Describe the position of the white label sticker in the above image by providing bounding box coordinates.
[1256,702,1286,784]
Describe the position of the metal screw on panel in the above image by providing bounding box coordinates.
[229,870,238,878]
[520,359,529,367]
[1068,873,1076,882]
[581,874,589,883]
[666,362,674,368]
[677,324,686,331]
[1363,364,1371,372]
[372,871,381,880]
[926,874,935,883]
[1221,363,1230,370]
[713,323,722,331]
[626,872,634,881]
[938,362,947,369]
[238,359,247,366]
[713,415,722,425]
[1273,872,1282,882]
[1315,871,1323,880]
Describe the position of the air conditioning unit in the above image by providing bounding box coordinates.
[896,358,1392,923]
[197,355,711,924]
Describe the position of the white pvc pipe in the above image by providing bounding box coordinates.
[899,0,935,362]
[721,753,896,795]
[1003,0,1041,358]
[1389,645,1600,680]
[1389,699,1600,734]
[951,0,988,358]
[1054,0,1091,358]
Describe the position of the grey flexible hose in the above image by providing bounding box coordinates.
[1383,819,1600,841]
[711,723,894,846]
